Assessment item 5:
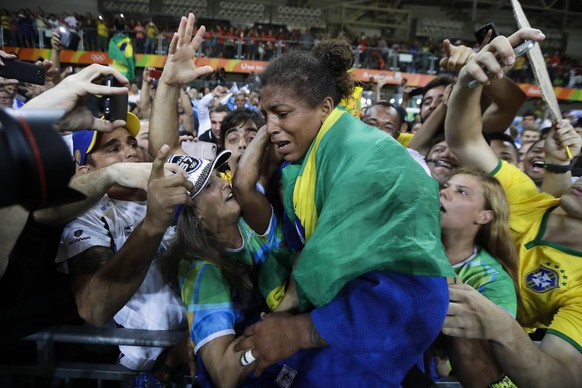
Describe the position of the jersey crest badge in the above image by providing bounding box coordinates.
[525,265,559,293]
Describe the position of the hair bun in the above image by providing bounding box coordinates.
[312,38,354,77]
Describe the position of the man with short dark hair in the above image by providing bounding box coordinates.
[362,101,431,176]
[56,116,193,372]
[199,104,230,147]
[488,133,519,166]
[420,76,455,123]
[362,101,404,139]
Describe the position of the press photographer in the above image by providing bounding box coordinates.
[0,58,131,279]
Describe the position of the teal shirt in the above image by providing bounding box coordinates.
[179,215,294,352]
[454,247,517,317]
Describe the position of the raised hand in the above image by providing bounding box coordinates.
[458,28,545,87]
[142,66,154,85]
[22,64,130,132]
[545,120,582,163]
[51,31,63,51]
[161,13,213,86]
[144,144,193,233]
[439,39,475,72]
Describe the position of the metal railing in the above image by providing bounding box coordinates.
[0,325,194,386]
[2,26,580,83]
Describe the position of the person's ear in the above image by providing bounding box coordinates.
[476,209,493,225]
[76,164,92,175]
[320,96,334,123]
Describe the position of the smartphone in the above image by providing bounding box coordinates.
[103,74,128,121]
[475,22,499,45]
[181,141,217,160]
[513,40,535,57]
[468,40,535,88]
[0,58,45,85]
[150,69,163,79]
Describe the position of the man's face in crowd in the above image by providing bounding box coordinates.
[521,129,541,143]
[235,94,246,109]
[363,104,402,139]
[85,127,143,170]
[3,83,17,97]
[420,85,446,122]
[0,90,13,108]
[490,140,519,166]
[522,114,536,127]
[521,139,545,186]
[210,111,228,140]
[426,140,459,185]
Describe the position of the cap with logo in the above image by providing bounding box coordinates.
[73,112,140,165]
[167,150,231,198]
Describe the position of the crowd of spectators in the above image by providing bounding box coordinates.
[3,7,582,87]
[1,8,582,388]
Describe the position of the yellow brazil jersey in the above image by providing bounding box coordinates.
[97,20,108,38]
[492,160,582,353]
[146,24,157,39]
[396,132,414,147]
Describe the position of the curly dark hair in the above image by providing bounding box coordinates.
[260,38,355,107]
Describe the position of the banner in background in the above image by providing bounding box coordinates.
[5,47,582,102]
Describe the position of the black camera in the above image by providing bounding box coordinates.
[0,109,85,210]
[58,26,80,51]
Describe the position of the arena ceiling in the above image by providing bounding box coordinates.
[295,0,582,29]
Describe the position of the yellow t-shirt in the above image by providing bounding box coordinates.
[397,132,414,147]
[146,24,157,39]
[492,161,582,353]
[97,20,108,38]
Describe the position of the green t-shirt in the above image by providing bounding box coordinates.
[454,246,517,317]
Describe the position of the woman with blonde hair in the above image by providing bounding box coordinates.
[440,167,519,387]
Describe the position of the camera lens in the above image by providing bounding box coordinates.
[0,109,84,210]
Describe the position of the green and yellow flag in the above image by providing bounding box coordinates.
[108,33,135,81]
[282,107,454,311]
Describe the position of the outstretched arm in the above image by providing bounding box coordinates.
[444,30,543,173]
[407,86,450,155]
[69,146,192,326]
[33,162,180,225]
[447,337,505,387]
[373,76,387,103]
[541,120,582,197]
[149,14,212,157]
[22,64,129,133]
[138,67,153,116]
[49,31,63,85]
[481,76,526,134]
[232,126,274,234]
[443,283,582,387]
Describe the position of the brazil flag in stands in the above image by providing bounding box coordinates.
[282,107,454,311]
[108,33,136,81]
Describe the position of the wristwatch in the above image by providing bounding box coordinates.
[544,161,573,173]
